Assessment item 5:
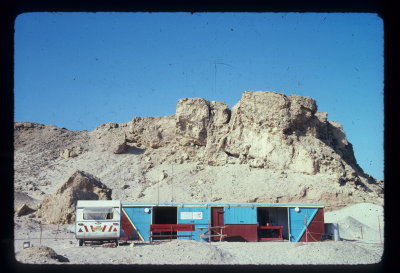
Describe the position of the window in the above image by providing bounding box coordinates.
[83,207,114,220]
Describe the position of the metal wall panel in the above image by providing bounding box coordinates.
[224,224,258,242]
[224,206,257,224]
[288,207,318,242]
[177,206,210,241]
[177,206,210,225]
[299,208,325,242]
[178,224,209,241]
[121,209,137,241]
[122,206,152,241]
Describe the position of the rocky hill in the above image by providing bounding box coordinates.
[14,91,383,213]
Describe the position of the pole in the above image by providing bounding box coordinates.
[208,220,211,246]
[304,215,308,243]
[39,221,42,245]
[360,225,363,240]
[378,215,383,244]
[55,222,60,241]
[171,165,174,202]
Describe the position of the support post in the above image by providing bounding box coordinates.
[360,225,363,240]
[39,222,42,245]
[378,215,383,244]
[304,215,308,243]
[208,220,211,246]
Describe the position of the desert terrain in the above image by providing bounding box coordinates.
[13,91,384,265]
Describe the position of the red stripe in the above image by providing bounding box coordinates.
[108,225,113,232]
[90,225,94,232]
[102,225,107,232]
[84,226,89,232]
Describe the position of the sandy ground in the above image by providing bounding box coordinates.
[14,203,384,265]
[14,236,383,265]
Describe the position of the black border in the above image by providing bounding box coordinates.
[2,1,395,273]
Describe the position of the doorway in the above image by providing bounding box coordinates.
[152,206,178,240]
[257,207,289,240]
[152,206,177,224]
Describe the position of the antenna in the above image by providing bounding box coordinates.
[157,177,160,205]
[171,165,174,203]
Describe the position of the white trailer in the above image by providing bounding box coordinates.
[75,200,121,246]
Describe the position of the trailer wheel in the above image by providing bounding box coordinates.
[79,239,84,246]
[115,240,119,247]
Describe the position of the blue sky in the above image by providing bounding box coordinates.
[14,12,384,180]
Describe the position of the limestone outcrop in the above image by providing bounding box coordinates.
[14,91,383,210]
[165,92,369,183]
[38,171,112,224]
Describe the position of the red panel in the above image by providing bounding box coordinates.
[150,224,195,232]
[212,207,224,241]
[121,210,140,241]
[212,207,224,226]
[224,224,258,242]
[299,208,325,242]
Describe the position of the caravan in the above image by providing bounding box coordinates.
[75,200,121,246]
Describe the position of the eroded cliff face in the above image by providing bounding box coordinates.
[14,91,383,210]
[111,91,377,190]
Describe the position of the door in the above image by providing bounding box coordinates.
[211,207,224,241]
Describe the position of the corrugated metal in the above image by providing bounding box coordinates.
[288,207,319,242]
[299,208,325,242]
[224,206,257,224]
[122,206,152,241]
[224,224,258,242]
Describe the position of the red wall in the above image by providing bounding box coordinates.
[224,224,258,242]
[299,208,325,242]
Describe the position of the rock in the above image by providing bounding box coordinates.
[228,91,316,133]
[38,171,112,224]
[16,203,35,217]
[126,116,176,149]
[249,158,264,168]
[60,146,83,158]
[92,122,128,153]
[113,140,127,154]
[15,245,67,264]
[158,171,168,181]
[176,98,211,146]
[101,243,116,248]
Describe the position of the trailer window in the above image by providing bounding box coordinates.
[83,207,114,220]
